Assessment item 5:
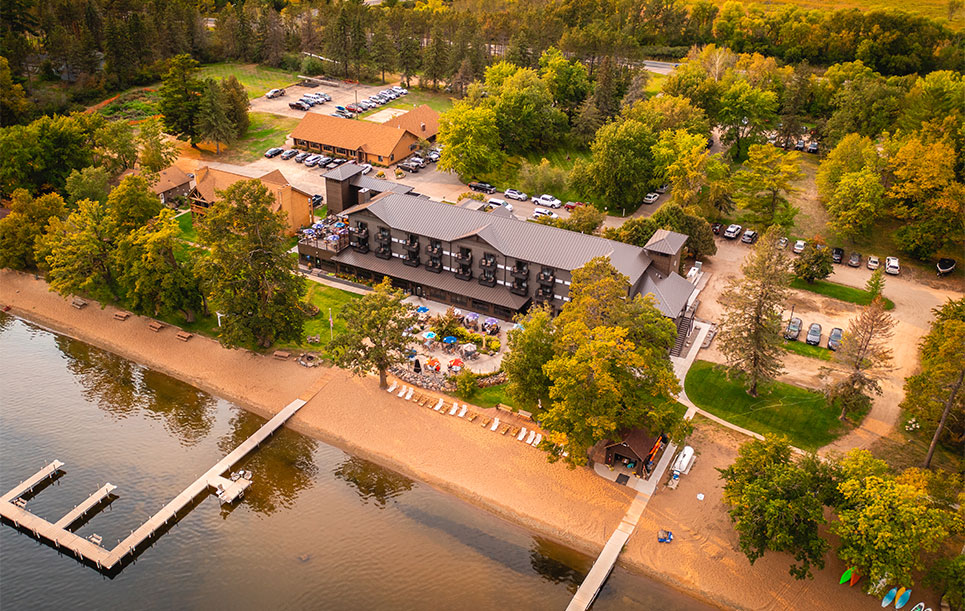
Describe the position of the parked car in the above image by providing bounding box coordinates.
[409,156,428,168]
[289,101,310,111]
[937,258,957,276]
[741,229,758,244]
[360,163,372,175]
[488,198,513,212]
[828,327,844,351]
[885,256,900,275]
[643,192,660,204]
[848,252,861,267]
[723,224,742,239]
[266,88,285,98]
[346,104,362,113]
[806,322,822,346]
[335,105,348,113]
[427,150,441,162]
[318,93,332,102]
[532,208,558,219]
[264,147,284,158]
[794,140,805,151]
[832,247,845,263]
[328,158,346,167]
[294,152,311,163]
[533,194,562,208]
[280,149,298,160]
[504,188,528,201]
[316,156,333,166]
[784,317,803,340]
[398,161,419,173]
[310,194,323,207]
[392,86,407,94]
[792,239,806,254]
[807,142,819,154]
[469,182,496,194]
[303,155,322,167]
[656,184,670,194]
[334,110,353,119]
[711,222,723,235]
[299,97,318,106]
[867,255,880,270]
[563,201,585,211]
[777,237,789,249]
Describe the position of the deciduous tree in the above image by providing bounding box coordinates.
[793,238,834,284]
[733,144,802,227]
[137,118,179,174]
[94,120,138,175]
[824,167,885,242]
[438,103,505,180]
[718,79,778,160]
[65,166,111,205]
[570,118,658,212]
[503,305,556,412]
[0,190,65,270]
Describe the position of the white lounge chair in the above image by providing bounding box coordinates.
[490,417,500,431]
[531,434,542,446]
[517,427,528,441]
[449,402,459,415]
[404,387,414,401]
[457,405,467,418]
[386,381,398,393]
[433,398,444,411]
[526,430,536,444]
[397,385,407,398]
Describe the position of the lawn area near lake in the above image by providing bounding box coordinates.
[685,360,847,451]
[456,383,514,409]
[198,63,300,98]
[275,280,362,355]
[790,278,895,310]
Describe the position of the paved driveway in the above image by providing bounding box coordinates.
[250,82,402,120]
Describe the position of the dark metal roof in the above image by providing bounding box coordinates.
[640,267,695,318]
[605,429,660,460]
[644,229,689,256]
[322,164,364,181]
[351,176,413,194]
[333,249,531,310]
[341,194,654,280]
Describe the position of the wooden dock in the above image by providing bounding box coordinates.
[0,372,331,573]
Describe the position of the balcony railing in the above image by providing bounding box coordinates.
[537,271,555,285]
[375,246,391,260]
[425,244,442,256]
[455,267,473,281]
[425,260,442,273]
[480,257,496,269]
[352,227,369,240]
[478,274,496,287]
[454,252,473,264]
[510,266,529,280]
[351,240,369,254]
[510,282,528,296]
[403,256,420,267]
[405,241,419,253]
[375,233,391,244]
[536,286,553,298]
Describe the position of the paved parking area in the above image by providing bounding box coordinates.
[250,81,402,119]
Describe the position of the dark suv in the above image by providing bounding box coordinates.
[832,247,845,264]
[469,182,496,194]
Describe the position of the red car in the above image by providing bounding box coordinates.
[563,201,585,211]
[346,103,362,113]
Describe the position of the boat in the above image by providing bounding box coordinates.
[896,589,912,609]
[909,603,925,611]
[850,571,861,587]
[936,258,956,276]
[883,588,899,607]
[840,568,853,585]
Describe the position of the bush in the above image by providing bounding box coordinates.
[279,53,303,72]
[519,158,568,197]
[455,368,478,399]
[456,191,485,202]
[301,56,325,76]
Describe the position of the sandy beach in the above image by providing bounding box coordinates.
[1,269,937,610]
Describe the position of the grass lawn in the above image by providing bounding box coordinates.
[644,73,667,96]
[198,63,299,98]
[98,88,160,121]
[176,212,198,242]
[685,360,847,451]
[456,382,514,409]
[275,280,362,355]
[783,339,832,361]
[791,278,895,310]
[358,87,454,122]
[200,112,299,164]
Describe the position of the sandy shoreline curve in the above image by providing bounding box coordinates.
[3,269,919,610]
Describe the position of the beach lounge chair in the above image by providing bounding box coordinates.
[490,417,500,431]
[500,424,511,435]
[448,402,459,415]
[457,405,467,418]
[404,387,414,401]
[419,395,430,407]
[467,412,478,422]
[531,434,542,447]
[526,430,536,444]
[433,398,444,411]
[480,417,491,428]
[508,426,519,437]
[398,385,408,398]
[517,427,528,441]
[386,381,398,393]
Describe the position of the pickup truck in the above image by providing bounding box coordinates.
[533,194,562,208]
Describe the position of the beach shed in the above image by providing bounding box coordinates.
[603,429,665,478]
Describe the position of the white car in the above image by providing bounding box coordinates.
[532,208,558,219]
[792,239,807,254]
[885,256,900,275]
[504,188,528,201]
[643,192,660,204]
[488,198,514,213]
[867,255,880,270]
[533,194,562,208]
[360,163,372,175]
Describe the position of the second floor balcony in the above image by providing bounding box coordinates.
[425,243,442,256]
[509,281,528,296]
[375,246,391,260]
[510,265,529,280]
[455,266,473,281]
[403,255,420,267]
[454,251,473,264]
[480,256,496,269]
[478,274,496,287]
[405,240,420,253]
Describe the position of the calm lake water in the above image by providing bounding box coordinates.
[0,316,712,610]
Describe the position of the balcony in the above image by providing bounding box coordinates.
[510,282,528,296]
[480,257,496,269]
[375,246,391,260]
[352,227,369,240]
[478,274,496,287]
[425,260,442,273]
[351,239,369,254]
[536,286,553,299]
[510,266,529,280]
[405,240,419,253]
[425,244,442,256]
[375,233,391,245]
[455,267,473,281]
[454,251,472,264]
[403,255,420,268]
[538,271,555,285]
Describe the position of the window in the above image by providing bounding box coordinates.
[390,154,395,161]
[472,299,490,311]
[378,156,383,162]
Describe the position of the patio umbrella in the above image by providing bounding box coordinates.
[461,343,476,353]
[423,331,437,339]
[484,317,498,326]
[313,223,324,229]
[465,312,479,321]
[427,358,440,370]
[334,222,346,228]
[449,358,464,368]
[416,306,430,313]
[443,336,457,344]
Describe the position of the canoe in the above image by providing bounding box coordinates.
[849,571,861,587]
[840,568,853,585]
[896,589,912,609]
[883,588,899,607]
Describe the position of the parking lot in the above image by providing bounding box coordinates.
[250,81,402,119]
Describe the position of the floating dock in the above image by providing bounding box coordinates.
[0,372,332,574]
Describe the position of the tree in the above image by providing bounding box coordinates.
[539,47,590,118]
[195,180,306,348]
[717,227,791,396]
[422,33,449,90]
[330,278,417,389]
[437,104,505,180]
[825,168,885,242]
[137,118,179,174]
[0,113,99,196]
[553,205,605,235]
[717,79,778,160]
[865,267,886,301]
[902,298,965,468]
[620,70,652,110]
[518,158,568,198]
[370,21,397,84]
[0,56,29,126]
[793,238,834,284]
[733,144,802,227]
[115,209,202,322]
[220,75,250,139]
[503,305,556,412]
[718,437,838,579]
[622,94,711,137]
[158,54,202,145]
[652,129,720,209]
[816,134,881,201]
[570,118,658,212]
[397,29,422,88]
[927,554,965,611]
[93,120,138,175]
[824,298,895,420]
[590,56,621,119]
[65,166,111,205]
[196,79,236,155]
[572,99,603,146]
[0,190,65,270]
[489,66,567,152]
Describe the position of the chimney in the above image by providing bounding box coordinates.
[420,122,426,132]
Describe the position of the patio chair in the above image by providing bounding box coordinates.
[386,381,398,393]
[397,385,408,398]
[433,399,444,411]
[490,417,500,432]
[404,387,414,401]
[448,402,459,415]
[526,430,536,444]
[517,427,528,441]
[531,434,542,447]
[457,405,467,418]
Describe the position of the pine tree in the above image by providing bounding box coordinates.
[195,79,236,155]
[220,76,250,139]
[423,34,450,90]
[370,22,397,84]
[398,31,422,88]
[158,54,202,145]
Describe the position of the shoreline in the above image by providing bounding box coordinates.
[3,270,909,611]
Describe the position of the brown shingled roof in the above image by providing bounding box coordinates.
[290,114,412,158]
[152,166,191,194]
[386,104,439,140]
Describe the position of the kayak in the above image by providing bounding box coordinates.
[840,568,852,585]
[883,588,898,607]
[849,571,861,587]
[896,589,912,609]
[909,603,925,611]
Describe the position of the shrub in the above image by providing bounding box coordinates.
[519,158,568,197]
[456,191,485,202]
[301,56,325,76]
[455,368,478,399]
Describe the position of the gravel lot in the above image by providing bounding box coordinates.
[249,81,405,120]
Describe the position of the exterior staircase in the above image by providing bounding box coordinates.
[670,316,692,357]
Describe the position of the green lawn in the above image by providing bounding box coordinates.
[644,73,667,96]
[202,112,299,163]
[685,360,847,451]
[176,211,198,242]
[456,382,514,409]
[98,88,160,121]
[275,280,362,355]
[358,87,454,122]
[791,278,895,310]
[198,63,300,98]
[783,339,832,361]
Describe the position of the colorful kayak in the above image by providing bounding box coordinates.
[883,588,899,607]
[849,571,861,587]
[840,568,853,585]
[896,589,912,609]
[909,603,925,611]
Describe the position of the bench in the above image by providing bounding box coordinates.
[113,312,130,321]
[147,321,165,332]
[273,350,291,361]
[176,331,193,342]
[71,298,88,309]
